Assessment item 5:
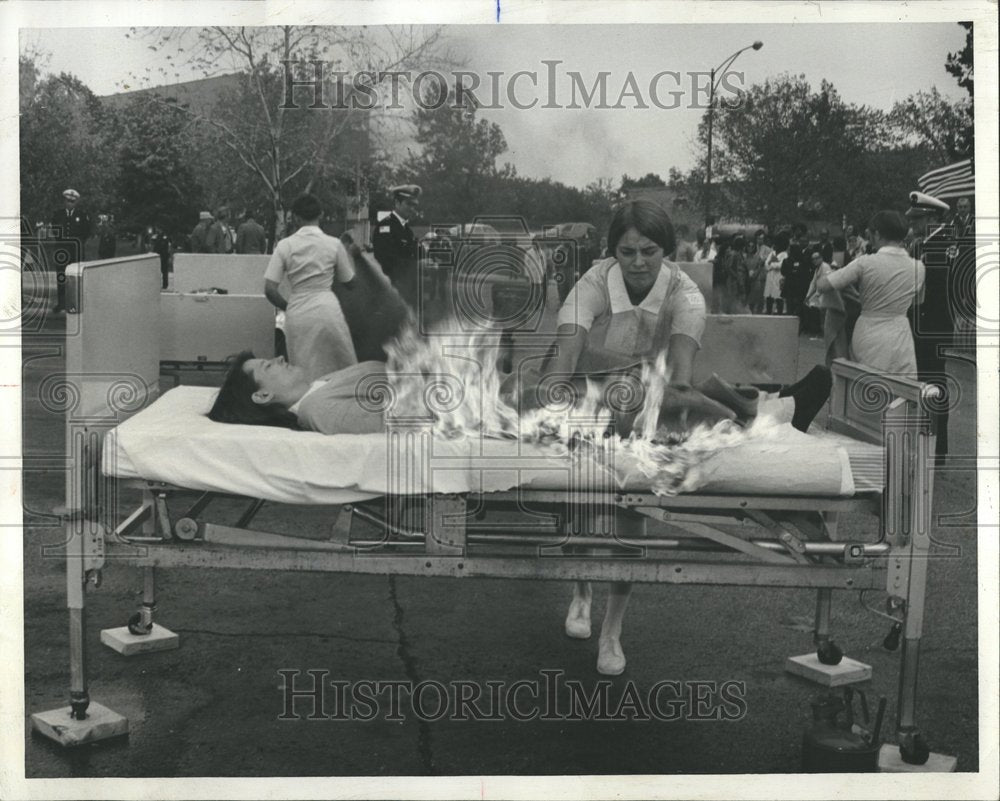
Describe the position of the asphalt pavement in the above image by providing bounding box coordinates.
[19,286,981,778]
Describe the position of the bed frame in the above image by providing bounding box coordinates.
[31,256,948,769]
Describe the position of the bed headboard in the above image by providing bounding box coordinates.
[61,255,163,516]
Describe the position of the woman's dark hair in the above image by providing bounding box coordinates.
[773,231,791,252]
[291,193,323,222]
[207,351,301,429]
[868,210,908,242]
[607,199,676,256]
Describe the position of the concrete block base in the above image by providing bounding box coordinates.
[878,744,958,772]
[31,702,128,747]
[785,653,872,686]
[101,623,179,655]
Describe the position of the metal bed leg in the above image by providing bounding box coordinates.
[813,588,844,665]
[876,398,956,771]
[31,521,129,746]
[101,565,180,656]
[879,551,955,771]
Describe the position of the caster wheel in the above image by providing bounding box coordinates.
[900,733,931,765]
[883,622,902,651]
[817,639,844,665]
[127,612,152,636]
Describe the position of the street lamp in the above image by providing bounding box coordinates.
[705,40,763,221]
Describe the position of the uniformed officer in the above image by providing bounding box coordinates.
[148,226,173,289]
[190,211,214,254]
[907,190,953,463]
[372,184,421,310]
[49,188,92,313]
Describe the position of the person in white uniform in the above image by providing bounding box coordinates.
[817,210,924,379]
[265,194,358,381]
[541,199,708,676]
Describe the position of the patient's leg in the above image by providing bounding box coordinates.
[597,582,631,675]
[565,581,593,639]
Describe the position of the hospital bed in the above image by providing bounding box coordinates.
[31,255,945,769]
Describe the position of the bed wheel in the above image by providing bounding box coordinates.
[898,730,931,765]
[127,612,152,636]
[816,639,844,665]
[174,517,200,541]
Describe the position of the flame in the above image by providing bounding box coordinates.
[383,322,777,496]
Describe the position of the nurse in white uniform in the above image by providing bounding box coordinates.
[817,210,924,379]
[544,199,708,675]
[265,193,358,381]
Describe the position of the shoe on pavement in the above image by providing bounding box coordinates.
[565,597,592,639]
[597,636,626,675]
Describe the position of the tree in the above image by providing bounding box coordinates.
[620,172,666,190]
[889,88,973,161]
[402,81,509,223]
[946,21,973,97]
[693,74,903,227]
[114,95,206,238]
[19,57,118,226]
[132,25,450,235]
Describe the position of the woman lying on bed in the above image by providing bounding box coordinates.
[208,352,832,440]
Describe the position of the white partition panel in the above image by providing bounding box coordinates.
[172,253,270,295]
[159,294,275,363]
[695,314,799,385]
[62,255,162,514]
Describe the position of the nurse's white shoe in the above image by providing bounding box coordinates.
[564,597,592,639]
[597,636,626,675]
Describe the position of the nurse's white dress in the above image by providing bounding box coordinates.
[265,225,358,381]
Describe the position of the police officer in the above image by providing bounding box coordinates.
[907,191,953,464]
[49,188,92,313]
[372,184,421,310]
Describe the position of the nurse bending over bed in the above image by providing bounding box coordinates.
[524,200,832,675]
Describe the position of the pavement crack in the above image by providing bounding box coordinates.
[388,575,435,774]
[170,627,397,646]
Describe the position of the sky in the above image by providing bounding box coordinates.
[21,22,969,189]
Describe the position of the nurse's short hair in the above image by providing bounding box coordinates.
[868,210,908,242]
[291,193,323,221]
[607,200,676,256]
[208,351,300,429]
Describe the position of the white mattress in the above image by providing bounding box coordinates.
[102,386,867,505]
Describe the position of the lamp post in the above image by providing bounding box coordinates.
[705,40,763,220]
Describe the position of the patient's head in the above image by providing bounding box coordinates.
[208,351,307,428]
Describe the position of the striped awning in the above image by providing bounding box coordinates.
[917,159,975,200]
